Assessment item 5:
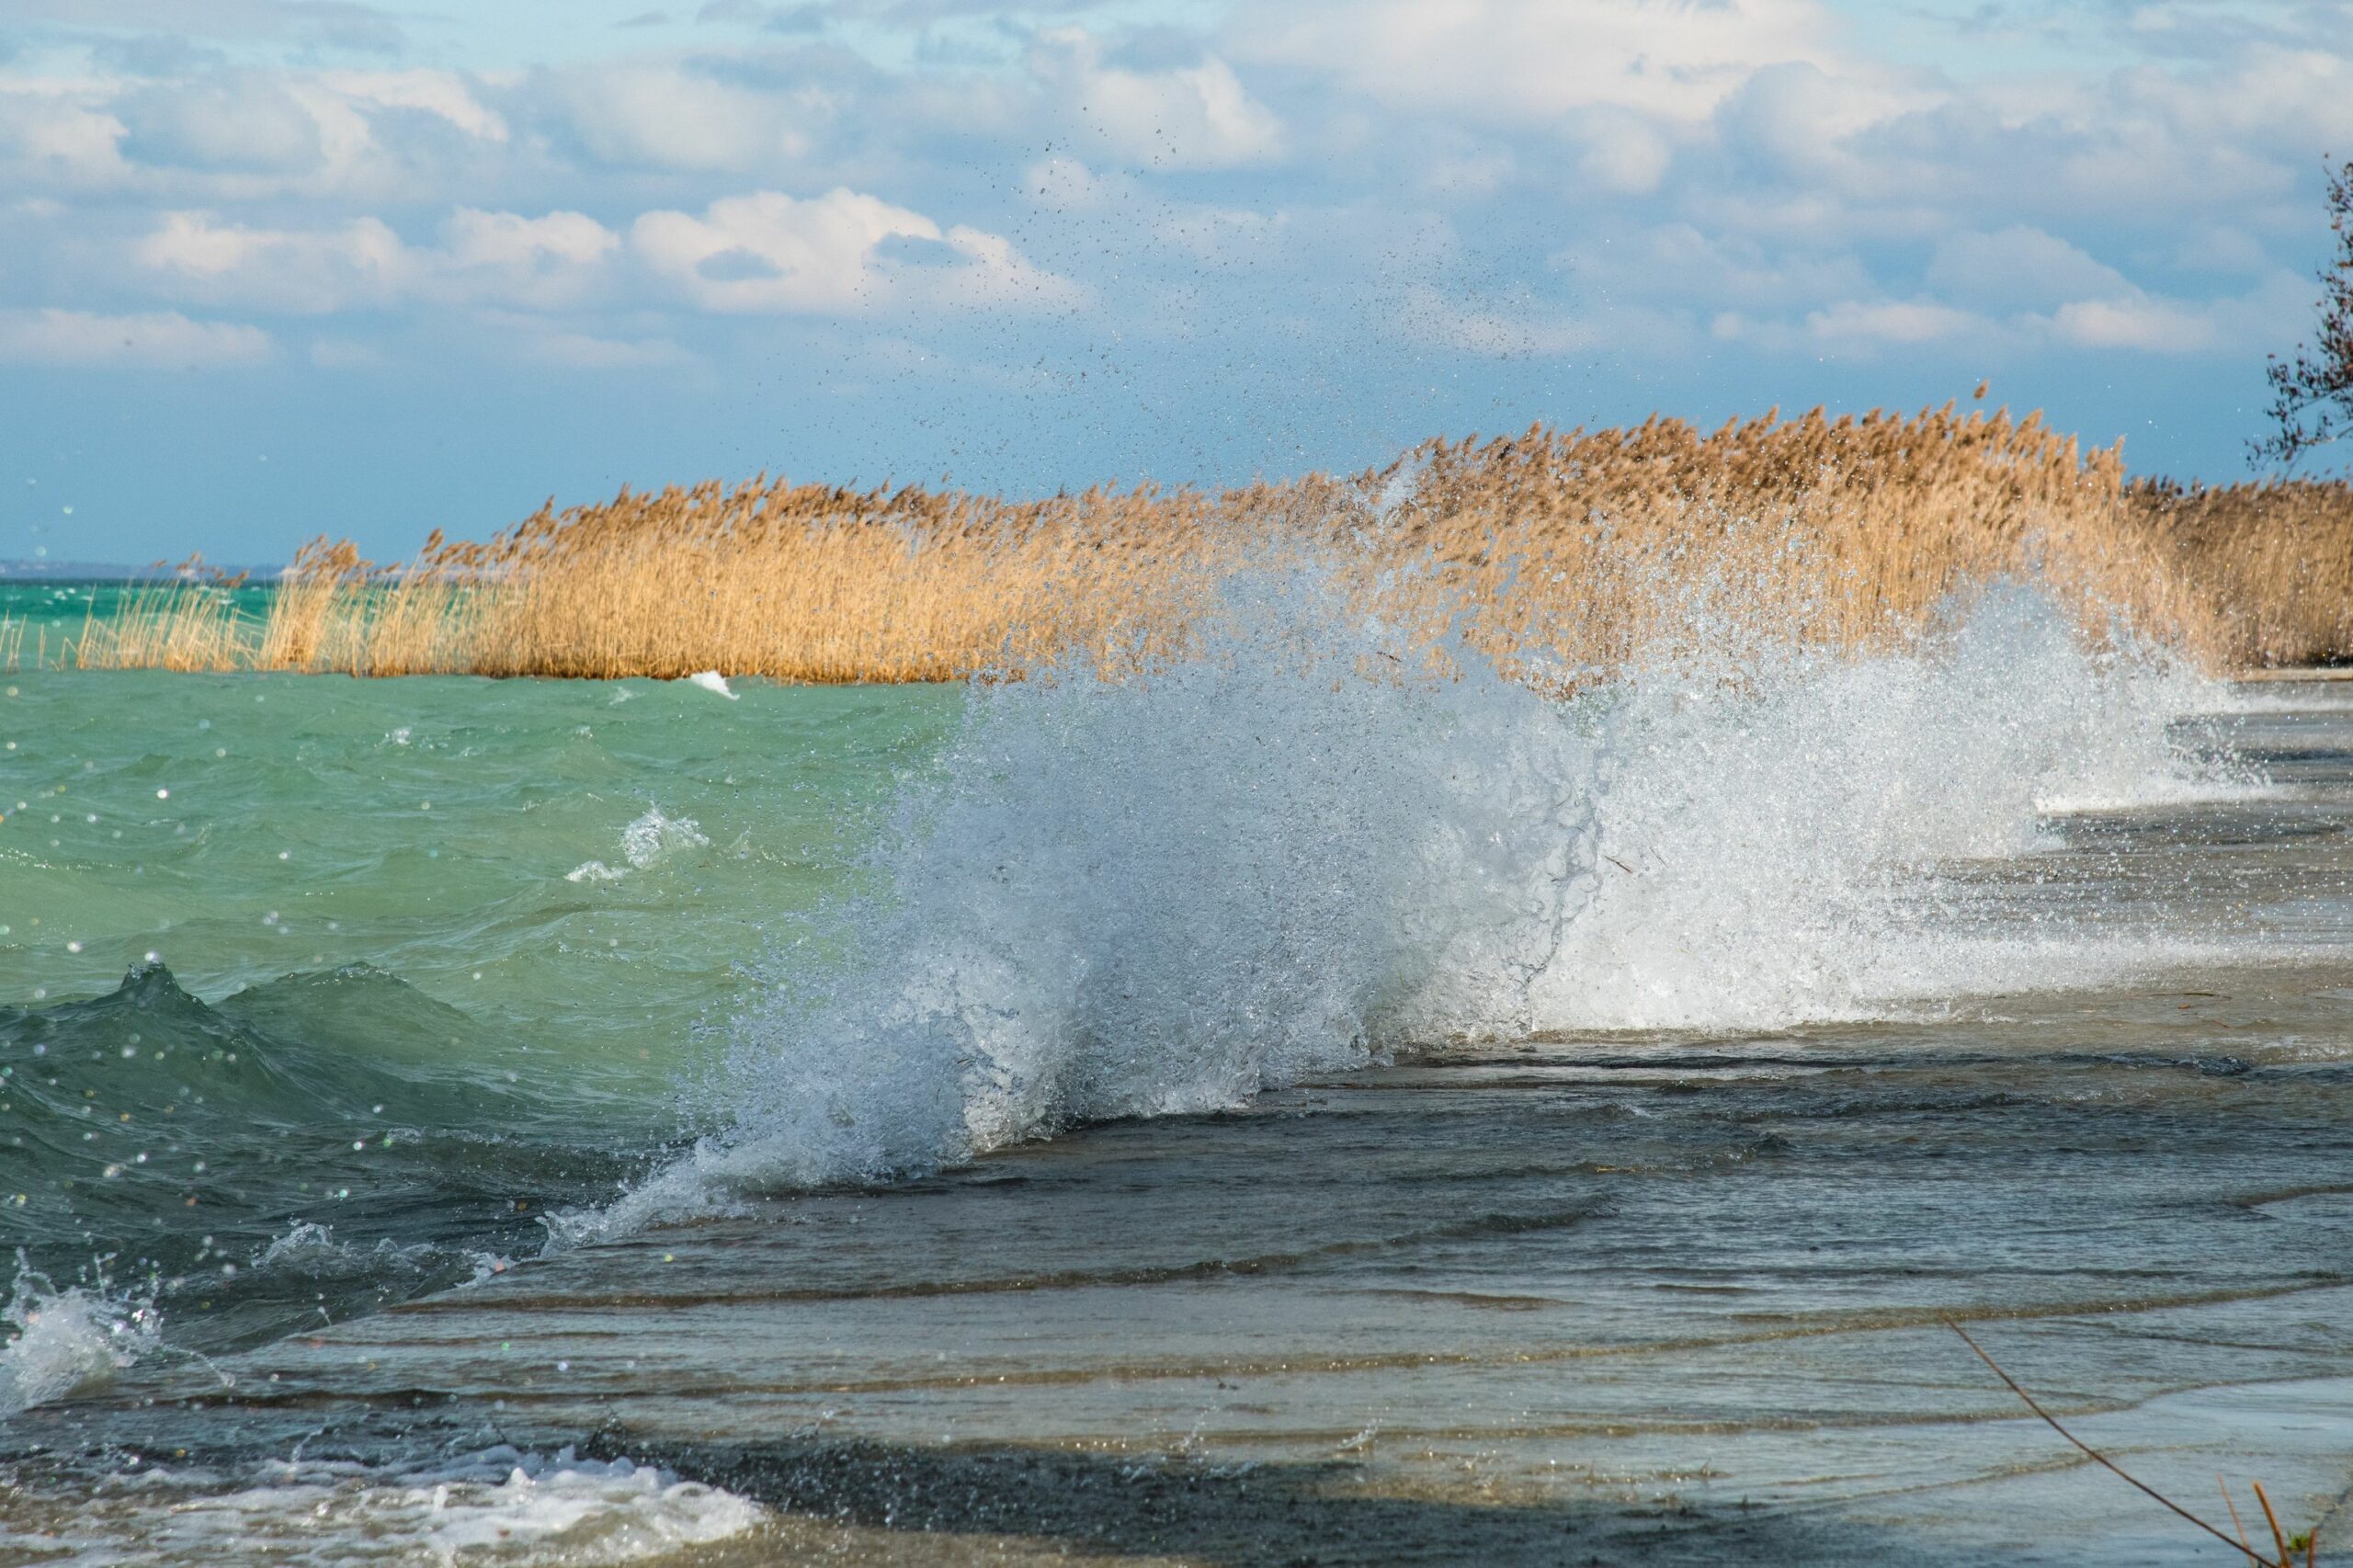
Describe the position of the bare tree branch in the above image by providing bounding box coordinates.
[2253,156,2353,472]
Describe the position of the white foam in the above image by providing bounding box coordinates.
[256,1219,341,1267]
[620,806,709,869]
[579,572,2248,1228]
[563,808,710,887]
[1506,589,2243,1030]
[0,1447,767,1567]
[250,1221,467,1284]
[2033,779,2287,814]
[1,1263,160,1414]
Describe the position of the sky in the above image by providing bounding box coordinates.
[2,0,2349,564]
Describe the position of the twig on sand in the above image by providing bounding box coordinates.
[1942,1316,2316,1566]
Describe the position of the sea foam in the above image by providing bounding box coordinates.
[1,1262,160,1414]
[0,1448,767,1567]
[577,570,2244,1232]
[567,805,710,884]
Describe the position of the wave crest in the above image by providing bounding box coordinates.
[580,571,2240,1233]
[2,1261,160,1414]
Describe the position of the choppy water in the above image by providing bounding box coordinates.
[0,578,276,668]
[1,665,956,1366]
[3,576,2350,1564]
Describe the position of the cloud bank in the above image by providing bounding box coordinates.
[3,0,2347,558]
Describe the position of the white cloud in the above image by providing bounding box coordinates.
[1711,58,1941,193]
[1925,227,2132,312]
[2048,294,2223,353]
[540,64,813,172]
[2,0,406,52]
[0,307,269,367]
[1228,1,1931,200]
[133,207,620,312]
[632,188,931,312]
[2169,224,2273,277]
[1039,32,1285,170]
[1574,113,1673,194]
[439,209,620,306]
[631,187,1074,313]
[323,71,509,142]
[1411,140,1518,198]
[0,88,133,187]
[1804,299,1986,346]
[115,74,324,174]
[128,192,1059,323]
[0,0,2344,437]
[2124,44,2353,162]
[1234,0,1839,128]
[1017,155,1283,267]
[932,224,1086,311]
[1711,296,1995,355]
[445,209,615,271]
[136,210,415,311]
[2,67,512,201]
[1552,224,1874,316]
[1719,265,2309,359]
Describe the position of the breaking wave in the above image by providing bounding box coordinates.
[578,570,2247,1233]
[568,805,710,884]
[0,965,652,1360]
[1,1262,160,1415]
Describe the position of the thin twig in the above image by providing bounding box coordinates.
[1944,1317,2272,1564]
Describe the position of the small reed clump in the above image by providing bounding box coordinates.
[57,401,2353,682]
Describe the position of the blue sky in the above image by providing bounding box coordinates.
[2,0,2348,564]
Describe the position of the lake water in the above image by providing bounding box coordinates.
[2,581,2347,1564]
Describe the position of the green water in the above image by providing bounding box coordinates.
[1,668,959,1350]
[0,580,278,667]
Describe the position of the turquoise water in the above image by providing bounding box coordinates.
[0,580,278,668]
[2,668,958,1352]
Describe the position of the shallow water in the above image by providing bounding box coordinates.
[3,588,2350,1563]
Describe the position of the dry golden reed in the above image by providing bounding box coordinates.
[61,400,2353,682]
[2119,479,2353,667]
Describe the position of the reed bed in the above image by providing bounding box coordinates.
[57,402,2353,682]
[2120,479,2353,667]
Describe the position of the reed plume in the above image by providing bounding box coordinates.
[58,401,2353,682]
